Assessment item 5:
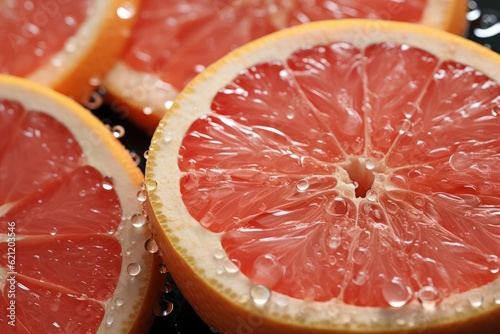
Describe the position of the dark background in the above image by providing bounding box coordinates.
[91,1,500,333]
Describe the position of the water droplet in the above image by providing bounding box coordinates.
[49,298,60,312]
[144,179,158,191]
[117,3,136,19]
[327,235,341,250]
[296,179,309,192]
[326,196,348,216]
[84,91,103,110]
[145,238,159,253]
[417,286,441,311]
[494,292,500,305]
[154,300,174,316]
[194,64,206,73]
[468,292,483,308]
[136,190,147,202]
[213,248,225,260]
[115,298,124,307]
[112,125,125,139]
[164,100,174,109]
[131,214,145,227]
[106,314,114,326]
[50,227,57,236]
[402,231,415,245]
[102,176,113,190]
[130,151,141,166]
[156,282,170,296]
[398,119,412,134]
[285,106,295,120]
[402,102,420,119]
[365,190,377,202]
[487,255,499,274]
[143,106,153,115]
[352,247,370,265]
[163,131,172,143]
[127,263,141,276]
[365,159,376,170]
[89,76,101,87]
[200,212,215,228]
[250,284,271,306]
[352,270,369,285]
[143,150,149,160]
[382,277,412,307]
[158,263,168,274]
[223,259,240,274]
[449,151,470,171]
[251,254,283,288]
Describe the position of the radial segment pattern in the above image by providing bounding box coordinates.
[178,42,500,307]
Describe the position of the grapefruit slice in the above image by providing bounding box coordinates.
[104,0,468,132]
[145,20,500,333]
[0,75,160,333]
[0,0,140,102]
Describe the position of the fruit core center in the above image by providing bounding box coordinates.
[340,157,378,198]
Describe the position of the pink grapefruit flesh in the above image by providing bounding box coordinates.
[0,99,123,332]
[0,0,95,77]
[121,0,427,91]
[178,42,500,307]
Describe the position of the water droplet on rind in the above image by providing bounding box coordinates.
[145,179,158,191]
[131,214,145,227]
[250,285,271,306]
[145,238,159,253]
[382,277,412,307]
[136,190,147,202]
[468,292,484,308]
[127,263,141,276]
[117,3,136,19]
[112,125,125,138]
[158,263,168,274]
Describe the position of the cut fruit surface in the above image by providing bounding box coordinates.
[0,0,140,102]
[0,75,160,333]
[104,0,468,132]
[145,20,500,333]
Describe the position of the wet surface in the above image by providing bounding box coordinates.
[90,0,500,332]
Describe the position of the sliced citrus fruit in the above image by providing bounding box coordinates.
[0,75,160,332]
[0,0,140,102]
[104,0,468,132]
[145,19,500,333]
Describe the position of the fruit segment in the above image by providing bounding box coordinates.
[0,0,95,76]
[0,275,105,333]
[179,41,500,307]
[121,0,426,91]
[0,235,121,301]
[0,100,124,332]
[0,101,83,205]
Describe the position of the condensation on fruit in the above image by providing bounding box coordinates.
[145,178,158,191]
[154,300,174,317]
[250,284,271,306]
[145,238,159,254]
[382,277,412,308]
[127,262,141,276]
[158,263,168,274]
[117,2,136,20]
[131,213,145,227]
[250,253,284,288]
